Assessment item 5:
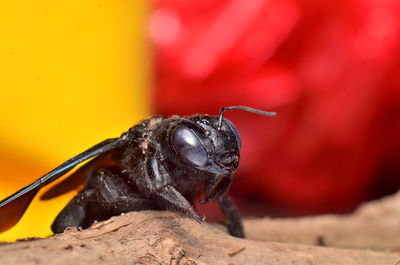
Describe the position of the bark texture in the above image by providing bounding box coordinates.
[245,192,400,251]
[0,193,400,265]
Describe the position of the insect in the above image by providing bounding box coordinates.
[0,106,276,238]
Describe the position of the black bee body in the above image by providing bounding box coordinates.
[0,106,276,238]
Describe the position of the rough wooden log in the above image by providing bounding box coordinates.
[245,192,400,251]
[0,210,399,265]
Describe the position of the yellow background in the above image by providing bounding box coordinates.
[0,0,150,241]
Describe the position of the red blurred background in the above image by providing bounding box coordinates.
[150,0,400,217]
[1,0,400,241]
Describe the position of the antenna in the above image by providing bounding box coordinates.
[218,106,277,129]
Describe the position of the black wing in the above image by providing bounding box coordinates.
[40,149,121,200]
[0,136,128,232]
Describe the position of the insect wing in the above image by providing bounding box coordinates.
[0,189,39,233]
[0,136,127,232]
[40,150,120,200]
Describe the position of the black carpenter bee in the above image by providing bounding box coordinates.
[0,106,275,238]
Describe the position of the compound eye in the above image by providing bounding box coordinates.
[224,119,241,149]
[173,126,208,167]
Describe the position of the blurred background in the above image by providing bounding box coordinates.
[1,0,400,241]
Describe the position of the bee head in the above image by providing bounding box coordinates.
[170,106,276,203]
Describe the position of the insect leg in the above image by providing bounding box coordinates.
[157,185,203,223]
[52,168,158,234]
[51,189,95,234]
[218,195,245,238]
[139,157,203,223]
[86,168,157,213]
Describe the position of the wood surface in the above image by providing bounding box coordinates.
[1,193,400,265]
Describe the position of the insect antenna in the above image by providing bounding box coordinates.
[218,106,277,129]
